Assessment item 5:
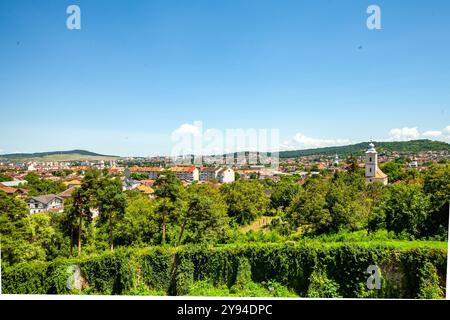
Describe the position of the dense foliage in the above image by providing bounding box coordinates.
[1,161,449,298]
[2,243,446,298]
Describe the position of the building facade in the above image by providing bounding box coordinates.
[200,167,235,183]
[365,142,388,185]
[26,194,64,214]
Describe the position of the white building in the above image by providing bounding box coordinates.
[408,157,418,168]
[169,167,199,182]
[200,167,235,183]
[200,167,221,182]
[333,154,339,166]
[26,194,64,214]
[217,168,235,183]
[365,142,388,185]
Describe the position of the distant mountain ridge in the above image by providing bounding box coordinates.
[0,150,119,160]
[0,140,448,161]
[279,139,450,158]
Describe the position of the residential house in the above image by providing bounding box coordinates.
[169,167,199,182]
[217,168,235,183]
[135,185,156,198]
[200,167,221,182]
[63,179,82,188]
[1,180,28,187]
[26,194,64,214]
[0,185,29,198]
[58,186,77,200]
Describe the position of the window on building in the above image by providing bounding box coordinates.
[369,157,372,162]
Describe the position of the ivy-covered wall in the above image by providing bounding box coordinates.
[2,243,447,298]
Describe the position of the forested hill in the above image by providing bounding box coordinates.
[0,150,119,161]
[279,139,450,158]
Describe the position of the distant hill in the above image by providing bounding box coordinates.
[279,139,450,158]
[0,150,120,161]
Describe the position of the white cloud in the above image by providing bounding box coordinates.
[388,125,450,142]
[282,133,351,150]
[172,122,202,138]
[422,130,442,138]
[389,127,420,140]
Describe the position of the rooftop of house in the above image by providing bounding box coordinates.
[58,187,77,198]
[1,180,28,187]
[169,167,197,173]
[129,167,163,172]
[375,167,388,179]
[140,179,155,186]
[63,179,82,186]
[136,185,155,194]
[27,194,63,204]
[0,185,18,194]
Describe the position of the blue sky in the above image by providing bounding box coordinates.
[0,0,449,156]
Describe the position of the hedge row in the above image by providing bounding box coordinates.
[2,243,447,298]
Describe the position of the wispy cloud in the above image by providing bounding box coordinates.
[281,133,351,150]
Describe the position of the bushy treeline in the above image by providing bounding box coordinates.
[279,139,450,158]
[270,164,449,240]
[2,243,446,298]
[1,163,449,269]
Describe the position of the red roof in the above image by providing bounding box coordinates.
[169,167,197,173]
[129,167,163,172]
[0,185,17,194]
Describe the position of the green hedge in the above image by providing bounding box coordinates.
[2,243,447,298]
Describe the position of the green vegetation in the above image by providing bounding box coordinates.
[1,161,449,298]
[2,242,446,298]
[0,172,13,182]
[23,172,66,196]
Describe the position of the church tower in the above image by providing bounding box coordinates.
[365,142,388,185]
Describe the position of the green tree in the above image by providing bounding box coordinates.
[116,194,159,246]
[220,180,269,225]
[380,162,404,182]
[0,173,13,182]
[270,180,301,210]
[64,187,93,255]
[178,184,230,245]
[97,177,127,251]
[422,164,450,237]
[154,170,185,244]
[23,172,65,196]
[131,172,149,180]
[371,184,431,238]
[326,172,370,232]
[0,191,31,266]
[0,191,67,266]
[287,179,331,234]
